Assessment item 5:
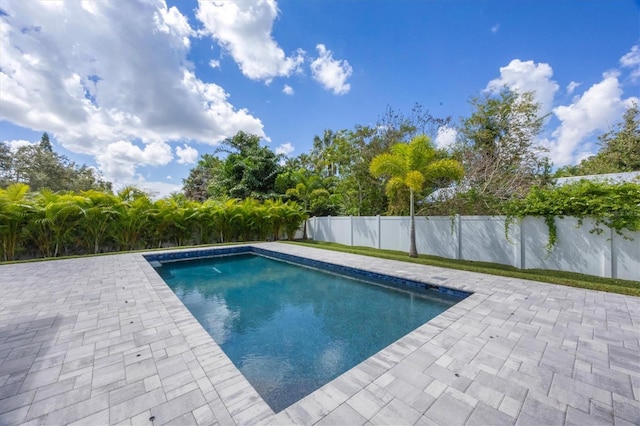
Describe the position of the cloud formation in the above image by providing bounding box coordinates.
[95,141,173,181]
[487,49,638,168]
[0,0,264,189]
[434,126,457,150]
[546,71,638,166]
[3,139,34,153]
[566,81,581,95]
[620,44,640,81]
[283,84,294,95]
[196,0,304,82]
[310,44,353,95]
[485,59,559,115]
[176,144,199,164]
[275,142,294,156]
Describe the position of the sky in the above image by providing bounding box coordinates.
[0,0,639,198]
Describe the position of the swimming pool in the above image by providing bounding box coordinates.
[149,248,468,412]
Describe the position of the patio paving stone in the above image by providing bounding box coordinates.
[0,242,638,425]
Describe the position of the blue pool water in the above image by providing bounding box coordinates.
[155,253,464,412]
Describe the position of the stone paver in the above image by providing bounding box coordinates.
[1,242,639,425]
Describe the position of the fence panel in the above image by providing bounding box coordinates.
[613,228,640,281]
[352,217,379,248]
[380,217,410,252]
[415,216,458,259]
[307,215,640,280]
[459,216,519,267]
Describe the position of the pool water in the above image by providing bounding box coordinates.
[155,253,463,412]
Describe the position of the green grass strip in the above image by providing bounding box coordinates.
[286,241,640,297]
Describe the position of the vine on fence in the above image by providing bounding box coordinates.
[505,179,640,250]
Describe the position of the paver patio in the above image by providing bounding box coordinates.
[0,242,638,425]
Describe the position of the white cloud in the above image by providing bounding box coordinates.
[486,59,559,115]
[95,141,173,181]
[275,142,294,156]
[176,144,199,164]
[0,0,265,192]
[620,44,640,81]
[434,126,457,150]
[283,84,294,95]
[491,24,500,34]
[209,59,220,69]
[196,0,304,82]
[545,71,639,166]
[310,44,353,95]
[153,4,193,48]
[566,81,581,95]
[2,139,34,152]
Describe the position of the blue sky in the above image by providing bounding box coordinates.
[1,0,638,197]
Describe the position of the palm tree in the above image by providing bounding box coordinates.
[0,183,31,261]
[370,134,464,257]
[77,190,120,254]
[114,189,153,251]
[31,190,85,257]
[264,198,288,240]
[285,171,324,239]
[282,201,306,241]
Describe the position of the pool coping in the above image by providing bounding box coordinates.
[0,242,638,425]
[141,243,486,424]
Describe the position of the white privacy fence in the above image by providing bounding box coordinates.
[306,216,640,281]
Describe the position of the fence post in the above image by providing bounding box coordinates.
[519,218,526,269]
[377,215,381,249]
[350,215,354,246]
[456,214,462,260]
[610,226,616,278]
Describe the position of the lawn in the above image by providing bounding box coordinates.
[287,240,640,297]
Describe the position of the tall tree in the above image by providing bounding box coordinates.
[182,154,224,201]
[182,132,281,201]
[455,89,550,210]
[370,135,464,257]
[0,143,12,188]
[219,132,281,199]
[4,133,111,192]
[568,102,640,175]
[39,132,53,152]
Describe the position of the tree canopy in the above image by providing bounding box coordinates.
[556,102,640,177]
[456,89,550,201]
[0,133,112,192]
[183,132,281,201]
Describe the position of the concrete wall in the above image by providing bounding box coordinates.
[306,215,640,280]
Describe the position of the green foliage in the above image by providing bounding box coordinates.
[183,132,281,201]
[506,179,640,249]
[556,102,640,176]
[370,135,464,214]
[0,183,31,261]
[0,132,112,192]
[0,186,306,262]
[455,89,551,203]
[370,134,464,257]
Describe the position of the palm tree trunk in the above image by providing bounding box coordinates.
[409,189,417,258]
[302,199,309,240]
